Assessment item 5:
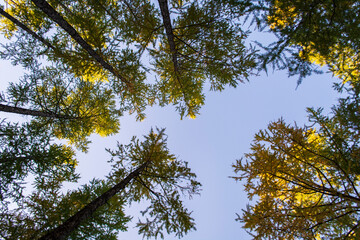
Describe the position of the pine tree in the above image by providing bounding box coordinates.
[239,0,360,83]
[234,83,360,239]
[1,129,200,239]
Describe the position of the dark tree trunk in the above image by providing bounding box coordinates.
[158,0,179,71]
[39,161,150,240]
[0,7,55,50]
[30,0,131,87]
[0,103,71,119]
[158,0,190,108]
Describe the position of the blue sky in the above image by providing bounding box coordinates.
[0,12,341,240]
[73,67,338,239]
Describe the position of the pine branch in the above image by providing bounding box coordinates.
[30,0,133,90]
[158,0,192,115]
[0,7,55,50]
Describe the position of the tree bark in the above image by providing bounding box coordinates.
[0,7,55,50]
[30,0,131,87]
[158,0,191,111]
[38,160,150,240]
[0,103,72,119]
[158,0,179,71]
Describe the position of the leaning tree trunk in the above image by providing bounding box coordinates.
[30,0,131,87]
[0,103,73,119]
[38,160,150,240]
[158,0,189,107]
[0,7,55,50]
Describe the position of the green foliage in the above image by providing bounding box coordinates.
[0,0,256,119]
[0,120,78,205]
[0,178,129,239]
[63,180,130,240]
[0,2,208,238]
[234,84,360,239]
[107,128,201,239]
[151,0,256,118]
[2,58,120,151]
[1,129,200,239]
[241,0,360,83]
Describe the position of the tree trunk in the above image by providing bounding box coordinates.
[158,0,179,71]
[158,0,190,110]
[38,161,150,240]
[30,0,131,88]
[0,7,55,50]
[0,103,71,119]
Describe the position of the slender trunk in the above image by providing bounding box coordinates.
[158,0,190,110]
[0,156,39,164]
[30,0,131,87]
[38,161,150,240]
[158,0,179,71]
[0,7,55,50]
[0,103,72,119]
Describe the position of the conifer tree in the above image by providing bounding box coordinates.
[239,0,360,83]
[1,60,120,151]
[234,83,360,239]
[1,129,200,239]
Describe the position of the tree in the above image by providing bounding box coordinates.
[0,120,78,206]
[0,0,256,118]
[0,58,120,151]
[240,0,360,83]
[0,178,130,239]
[152,0,256,117]
[1,128,200,239]
[233,83,360,239]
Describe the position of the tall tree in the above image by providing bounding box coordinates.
[152,0,256,117]
[1,129,200,239]
[233,83,360,239]
[239,0,360,83]
[0,178,129,239]
[0,0,256,118]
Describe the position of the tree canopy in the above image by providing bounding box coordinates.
[241,0,360,83]
[0,0,256,119]
[2,61,120,151]
[231,1,360,237]
[234,83,360,239]
[1,129,200,239]
[2,0,360,239]
[0,120,78,205]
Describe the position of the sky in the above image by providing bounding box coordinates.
[72,67,338,239]
[0,6,341,240]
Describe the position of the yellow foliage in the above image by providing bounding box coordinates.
[299,42,327,66]
[81,71,106,83]
[294,191,322,206]
[300,43,360,83]
[188,114,196,119]
[306,128,325,146]
[0,18,17,39]
[267,0,298,30]
[0,0,45,37]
